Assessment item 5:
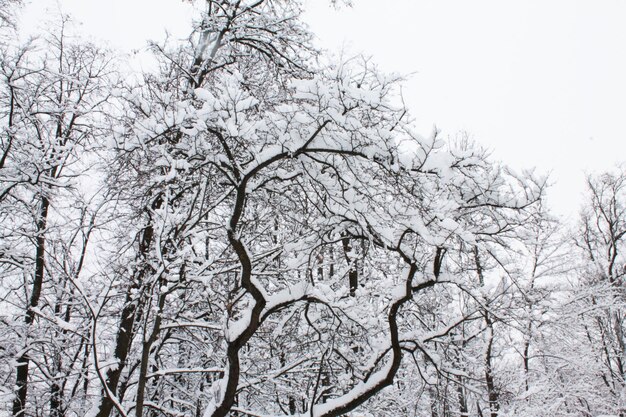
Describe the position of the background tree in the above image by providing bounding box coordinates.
[570,166,626,416]
[0,16,115,416]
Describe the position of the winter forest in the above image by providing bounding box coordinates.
[1,0,626,416]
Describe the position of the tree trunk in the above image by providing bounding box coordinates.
[135,287,166,417]
[456,375,468,417]
[13,196,49,416]
[94,224,153,417]
[484,314,499,417]
[429,387,439,417]
[523,327,531,393]
[341,238,358,296]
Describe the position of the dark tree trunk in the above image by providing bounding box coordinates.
[13,196,49,416]
[456,375,468,417]
[94,224,153,417]
[135,287,166,417]
[430,387,439,417]
[523,326,531,393]
[341,238,358,296]
[485,314,499,417]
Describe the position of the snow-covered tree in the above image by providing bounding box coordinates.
[0,15,116,416]
[1,2,591,417]
[569,167,626,417]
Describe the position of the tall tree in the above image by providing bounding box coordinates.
[572,167,626,416]
[0,16,114,416]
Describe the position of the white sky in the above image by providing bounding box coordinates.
[17,0,626,219]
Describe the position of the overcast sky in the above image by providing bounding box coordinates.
[19,0,626,219]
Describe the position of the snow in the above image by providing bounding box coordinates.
[306,362,393,417]
[390,284,407,301]
[202,376,229,417]
[225,307,252,342]
[439,217,459,231]
[263,281,309,314]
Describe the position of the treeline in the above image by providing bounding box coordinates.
[0,2,624,417]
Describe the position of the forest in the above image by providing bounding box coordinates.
[1,1,625,416]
